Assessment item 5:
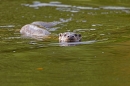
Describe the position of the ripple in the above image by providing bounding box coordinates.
[3,37,21,40]
[29,41,38,45]
[74,28,96,32]
[92,24,103,26]
[22,1,130,13]
[21,1,98,13]
[74,28,89,32]
[77,6,99,10]
[22,1,71,9]
[100,6,130,10]
[49,40,96,46]
[0,25,15,28]
[100,34,105,36]
[90,28,96,31]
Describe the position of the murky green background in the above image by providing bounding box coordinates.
[0,0,130,86]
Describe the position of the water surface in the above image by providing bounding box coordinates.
[0,0,130,86]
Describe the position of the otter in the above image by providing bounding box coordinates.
[59,32,81,42]
[20,21,82,42]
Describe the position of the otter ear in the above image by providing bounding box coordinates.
[79,34,81,37]
[59,33,63,37]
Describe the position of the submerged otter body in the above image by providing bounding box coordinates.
[20,21,82,42]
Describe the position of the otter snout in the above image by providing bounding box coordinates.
[66,35,75,42]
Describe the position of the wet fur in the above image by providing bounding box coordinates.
[59,32,81,42]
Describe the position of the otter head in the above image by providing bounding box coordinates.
[59,32,81,42]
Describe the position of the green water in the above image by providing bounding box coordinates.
[0,0,130,86]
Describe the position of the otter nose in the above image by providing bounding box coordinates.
[67,35,74,38]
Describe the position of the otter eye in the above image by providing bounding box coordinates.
[59,33,63,37]
[74,34,77,36]
[79,34,81,37]
[64,34,67,37]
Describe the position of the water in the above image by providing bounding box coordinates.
[0,0,130,86]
